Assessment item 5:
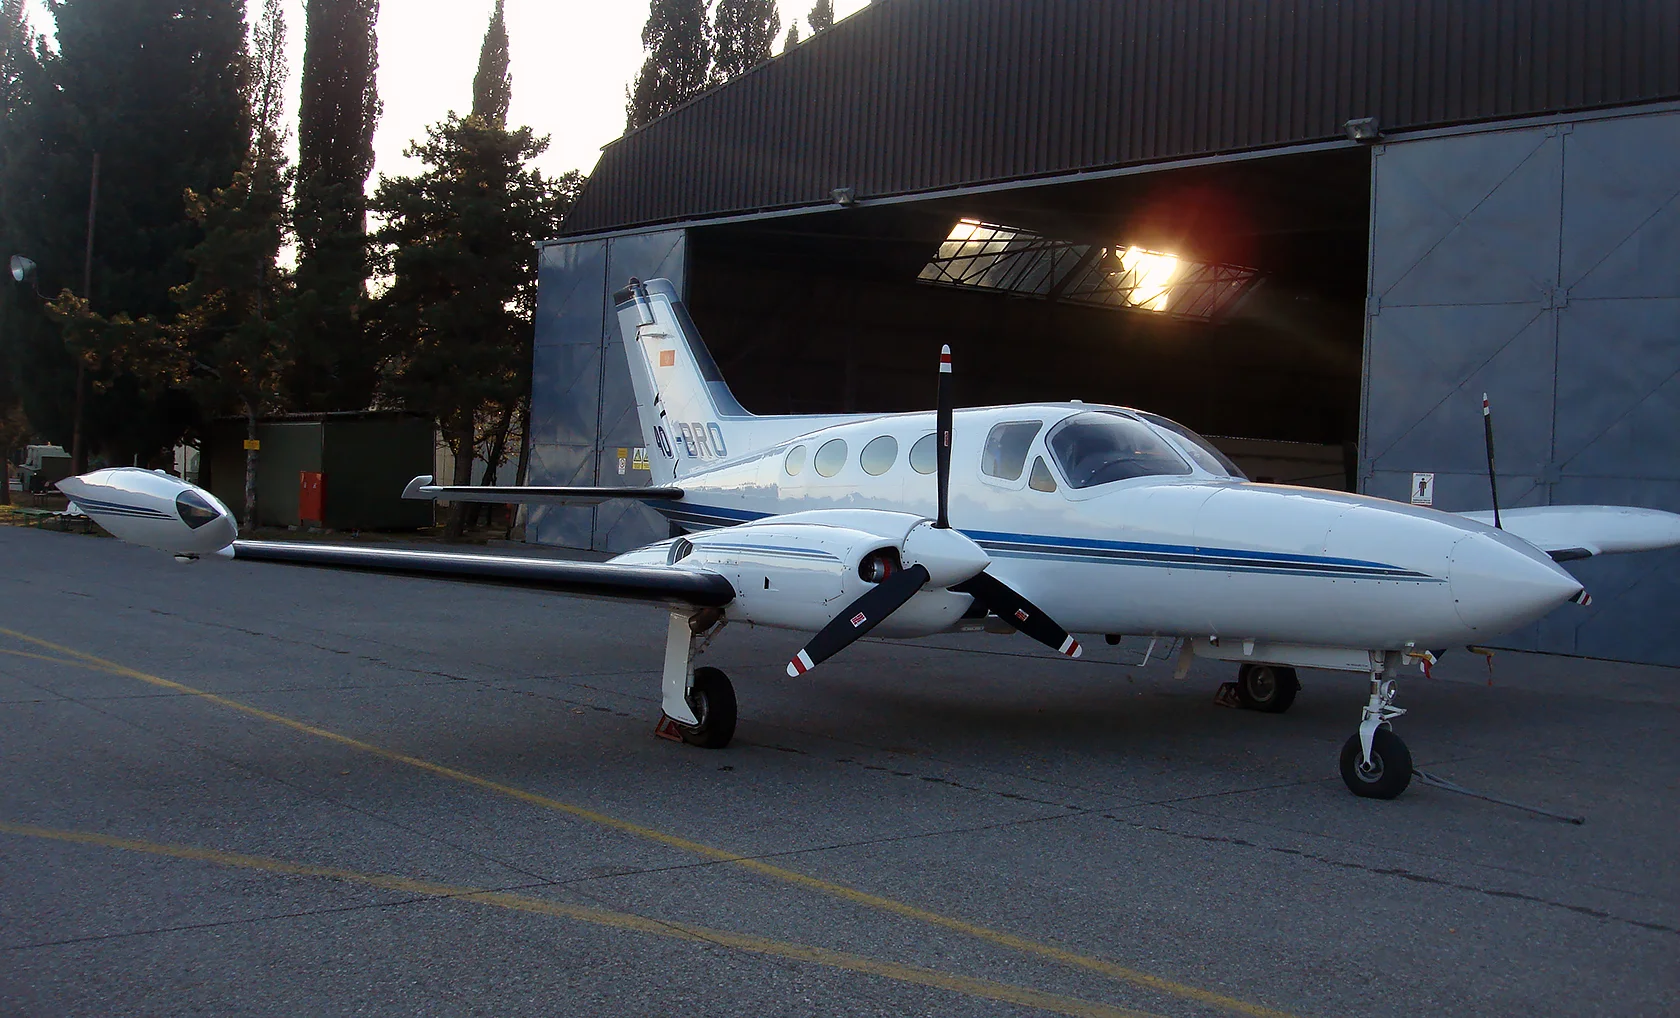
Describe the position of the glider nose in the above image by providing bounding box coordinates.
[1448,531,1584,632]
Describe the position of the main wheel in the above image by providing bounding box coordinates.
[677,666,737,749]
[1235,664,1298,713]
[1339,728,1412,799]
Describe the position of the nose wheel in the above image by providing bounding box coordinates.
[1340,676,1411,798]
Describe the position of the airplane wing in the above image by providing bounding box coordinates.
[229,540,734,607]
[401,476,683,505]
[1458,506,1680,562]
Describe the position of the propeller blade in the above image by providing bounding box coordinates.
[935,344,953,529]
[1481,393,1502,530]
[787,565,931,676]
[952,571,1082,658]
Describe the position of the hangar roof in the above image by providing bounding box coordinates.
[562,0,1680,237]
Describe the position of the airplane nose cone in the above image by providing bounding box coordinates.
[1448,532,1584,632]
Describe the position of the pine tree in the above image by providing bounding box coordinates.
[785,20,800,49]
[289,0,381,413]
[472,0,511,127]
[0,0,36,116]
[625,0,711,131]
[0,0,42,495]
[713,0,779,81]
[808,0,833,33]
[172,0,295,525]
[371,116,572,537]
[6,0,249,466]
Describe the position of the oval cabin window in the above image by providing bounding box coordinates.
[860,436,898,476]
[784,445,807,476]
[909,434,937,474]
[814,439,848,477]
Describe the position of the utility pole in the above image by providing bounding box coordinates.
[69,152,99,474]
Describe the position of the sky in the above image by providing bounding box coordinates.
[26,0,873,183]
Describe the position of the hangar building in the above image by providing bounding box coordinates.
[527,0,1680,665]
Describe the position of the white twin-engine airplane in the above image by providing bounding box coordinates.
[58,278,1680,799]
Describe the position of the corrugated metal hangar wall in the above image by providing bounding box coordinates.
[1365,107,1680,663]
[528,0,1680,665]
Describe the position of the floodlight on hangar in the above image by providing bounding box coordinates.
[918,219,1256,321]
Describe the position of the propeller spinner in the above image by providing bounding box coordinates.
[786,346,1081,677]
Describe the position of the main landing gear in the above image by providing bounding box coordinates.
[1233,663,1299,713]
[655,609,738,749]
[1339,669,1411,799]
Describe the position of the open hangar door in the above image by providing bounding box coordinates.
[687,146,1373,489]
[1363,106,1680,666]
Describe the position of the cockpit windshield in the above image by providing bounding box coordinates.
[1047,412,1192,488]
[1137,412,1247,479]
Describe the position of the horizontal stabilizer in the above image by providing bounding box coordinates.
[1458,505,1680,560]
[229,541,733,606]
[401,475,683,505]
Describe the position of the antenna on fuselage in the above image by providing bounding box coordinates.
[935,345,953,529]
[1482,393,1503,530]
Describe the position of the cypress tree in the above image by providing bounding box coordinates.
[808,0,833,33]
[173,0,295,525]
[785,20,800,49]
[289,0,381,412]
[472,0,511,127]
[625,0,711,131]
[713,0,780,81]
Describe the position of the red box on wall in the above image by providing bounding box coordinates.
[299,471,325,525]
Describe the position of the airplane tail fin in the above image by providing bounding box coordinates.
[614,279,753,483]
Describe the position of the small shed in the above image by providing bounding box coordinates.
[204,412,435,530]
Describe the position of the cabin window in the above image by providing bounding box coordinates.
[1028,456,1058,492]
[860,436,898,476]
[909,434,937,474]
[784,445,807,476]
[1048,412,1192,488]
[981,421,1043,481]
[814,439,848,477]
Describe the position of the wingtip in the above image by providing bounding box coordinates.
[401,475,436,500]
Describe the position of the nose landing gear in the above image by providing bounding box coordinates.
[1340,675,1411,798]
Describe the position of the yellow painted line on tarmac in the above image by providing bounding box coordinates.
[0,646,106,670]
[0,625,1302,1018]
[0,820,1161,1018]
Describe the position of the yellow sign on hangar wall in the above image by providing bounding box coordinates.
[615,448,651,476]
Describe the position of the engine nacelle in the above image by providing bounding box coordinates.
[618,510,985,637]
[57,468,238,555]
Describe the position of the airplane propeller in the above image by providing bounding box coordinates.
[786,346,1081,677]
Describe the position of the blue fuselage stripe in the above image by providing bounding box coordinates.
[649,502,1439,581]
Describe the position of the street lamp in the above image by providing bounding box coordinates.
[8,255,37,295]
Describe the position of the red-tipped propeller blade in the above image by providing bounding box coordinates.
[952,571,1083,658]
[786,565,931,676]
[935,344,952,529]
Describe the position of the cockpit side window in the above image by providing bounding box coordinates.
[1136,412,1247,478]
[980,421,1043,481]
[1047,412,1192,488]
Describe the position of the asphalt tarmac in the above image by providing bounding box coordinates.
[1,525,1675,1017]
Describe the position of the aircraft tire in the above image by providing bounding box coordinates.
[1235,664,1298,713]
[1339,728,1412,799]
[678,667,737,749]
